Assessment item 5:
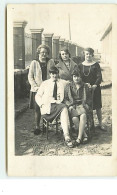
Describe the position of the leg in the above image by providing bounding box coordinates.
[72,117,79,135]
[83,130,88,137]
[96,108,102,126]
[74,113,87,146]
[42,118,46,134]
[96,108,106,131]
[78,113,86,140]
[35,110,41,129]
[60,107,73,148]
[34,103,41,135]
[60,107,70,138]
[72,117,79,130]
[82,130,88,144]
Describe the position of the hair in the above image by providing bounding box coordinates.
[84,47,94,56]
[36,44,50,59]
[59,47,71,61]
[49,66,59,74]
[71,69,81,77]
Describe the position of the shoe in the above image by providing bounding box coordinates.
[74,138,82,147]
[82,136,88,144]
[34,128,41,135]
[65,139,74,148]
[97,125,107,132]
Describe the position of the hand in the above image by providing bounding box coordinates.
[51,98,56,103]
[69,106,74,112]
[85,104,89,110]
[92,85,97,90]
[86,83,91,88]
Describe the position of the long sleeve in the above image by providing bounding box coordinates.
[94,63,102,85]
[35,82,45,107]
[28,61,38,89]
[64,83,74,107]
[85,85,93,108]
[28,60,42,92]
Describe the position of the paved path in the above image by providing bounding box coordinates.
[15,87,112,156]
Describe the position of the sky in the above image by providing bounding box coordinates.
[10,4,113,51]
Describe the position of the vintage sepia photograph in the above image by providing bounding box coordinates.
[7,4,117,176]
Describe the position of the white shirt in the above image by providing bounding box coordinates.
[35,78,68,115]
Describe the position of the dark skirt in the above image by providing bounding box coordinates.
[42,103,66,122]
[93,85,102,110]
[29,91,40,112]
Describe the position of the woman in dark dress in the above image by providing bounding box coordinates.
[78,47,106,131]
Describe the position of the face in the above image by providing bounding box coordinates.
[84,51,93,62]
[39,48,48,60]
[50,73,59,81]
[60,51,69,61]
[73,75,82,84]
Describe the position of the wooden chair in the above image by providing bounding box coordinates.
[42,115,61,140]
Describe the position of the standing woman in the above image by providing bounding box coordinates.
[78,47,106,131]
[56,47,78,82]
[28,44,55,135]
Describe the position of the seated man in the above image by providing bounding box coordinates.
[35,66,73,148]
[64,69,92,146]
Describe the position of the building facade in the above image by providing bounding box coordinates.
[100,22,112,67]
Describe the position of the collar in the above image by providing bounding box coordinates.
[58,58,76,67]
[49,78,60,83]
[82,61,96,66]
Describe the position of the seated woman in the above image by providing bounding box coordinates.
[64,69,92,146]
[35,66,73,148]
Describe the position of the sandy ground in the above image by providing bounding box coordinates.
[15,87,112,156]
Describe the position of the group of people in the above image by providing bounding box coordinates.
[28,44,106,148]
